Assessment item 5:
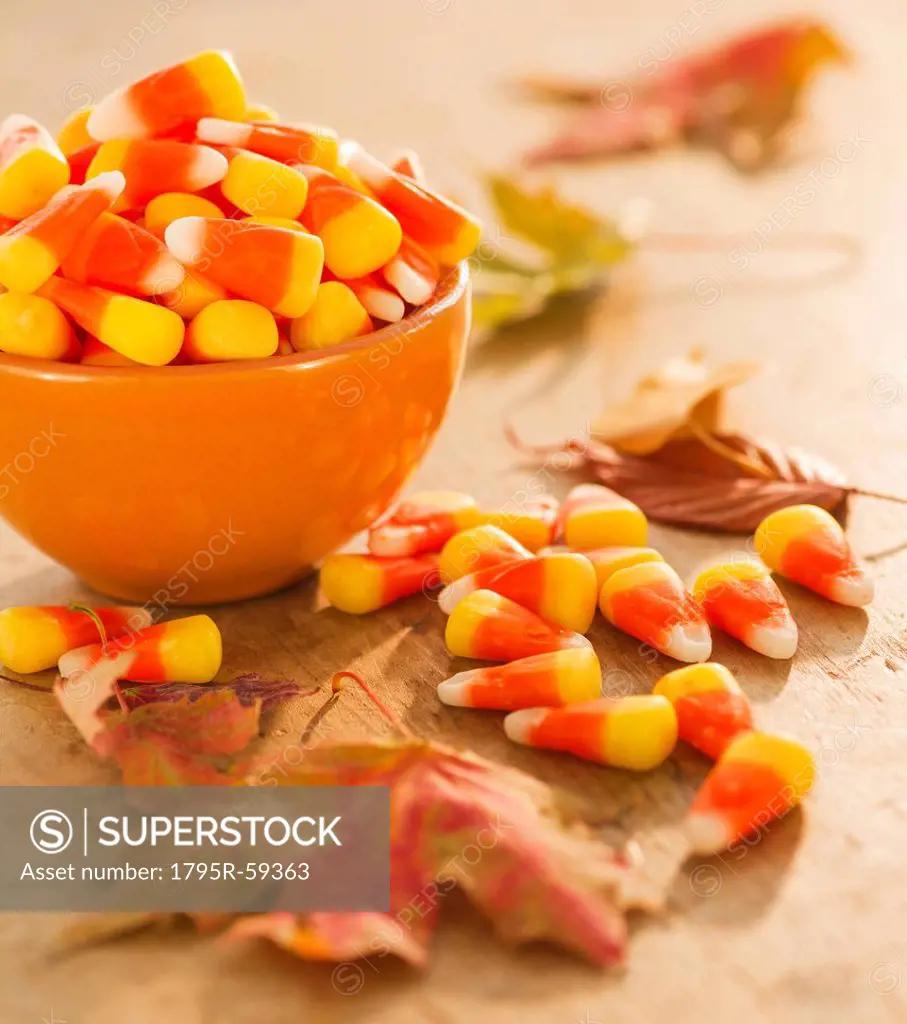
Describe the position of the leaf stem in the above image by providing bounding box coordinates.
[331,670,413,739]
[848,487,907,506]
[0,672,51,694]
[68,602,109,652]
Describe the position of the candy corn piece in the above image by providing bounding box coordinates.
[56,108,94,157]
[439,525,532,584]
[156,269,226,319]
[245,102,279,123]
[344,274,405,323]
[0,605,152,674]
[220,149,308,219]
[184,300,278,362]
[445,590,591,661]
[0,171,124,292]
[67,142,101,186]
[40,276,184,366]
[86,140,228,210]
[483,494,559,551]
[692,560,798,659]
[143,192,225,235]
[61,212,185,296]
[319,553,440,614]
[381,236,439,306]
[196,117,339,170]
[684,731,816,854]
[58,614,222,684]
[389,149,426,183]
[0,292,79,361]
[0,114,70,219]
[344,143,481,264]
[299,165,402,279]
[244,215,310,233]
[165,217,323,318]
[503,696,678,771]
[600,562,711,662]
[439,552,598,633]
[369,491,482,557]
[438,646,601,710]
[87,50,246,140]
[289,281,372,351]
[754,505,874,607]
[652,663,753,760]
[547,545,664,589]
[81,336,141,367]
[559,483,648,549]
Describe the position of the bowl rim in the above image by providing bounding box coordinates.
[0,260,469,380]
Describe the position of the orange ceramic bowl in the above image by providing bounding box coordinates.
[0,263,470,604]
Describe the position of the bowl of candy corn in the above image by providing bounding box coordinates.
[0,51,479,603]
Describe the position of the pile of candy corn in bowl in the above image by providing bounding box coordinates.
[0,50,481,366]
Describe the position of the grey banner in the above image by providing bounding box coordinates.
[0,786,389,912]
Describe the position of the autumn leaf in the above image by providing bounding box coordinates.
[519,19,851,171]
[121,673,314,712]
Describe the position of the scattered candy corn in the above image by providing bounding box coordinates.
[559,483,648,549]
[0,171,124,292]
[503,695,678,770]
[368,491,482,557]
[438,525,532,584]
[600,561,711,662]
[483,494,559,551]
[58,614,222,684]
[0,292,79,361]
[220,148,309,219]
[438,646,602,710]
[754,504,874,607]
[319,553,440,614]
[289,281,372,351]
[438,551,598,633]
[87,51,246,141]
[0,605,152,674]
[652,663,753,760]
[0,114,70,219]
[184,299,279,362]
[196,117,339,170]
[692,560,798,659]
[445,590,591,661]
[684,731,815,854]
[543,545,664,589]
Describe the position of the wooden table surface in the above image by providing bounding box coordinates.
[2,0,907,1021]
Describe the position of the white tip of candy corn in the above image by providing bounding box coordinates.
[748,620,799,660]
[828,570,875,608]
[343,143,390,186]
[165,217,207,265]
[120,606,154,631]
[196,117,251,146]
[563,632,594,650]
[358,286,404,324]
[86,170,126,202]
[140,252,186,296]
[384,259,434,306]
[437,576,477,615]
[437,668,480,707]
[184,145,229,190]
[683,812,732,856]
[503,707,548,745]
[661,622,712,663]
[87,93,147,140]
[368,524,424,558]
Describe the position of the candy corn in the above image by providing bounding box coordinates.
[56,108,94,157]
[438,525,532,584]
[438,551,598,633]
[165,216,323,318]
[438,646,601,710]
[87,50,246,141]
[544,545,664,589]
[754,505,874,607]
[184,300,278,362]
[245,103,279,123]
[652,663,753,760]
[600,562,711,662]
[319,553,440,614]
[445,590,591,661]
[39,276,184,366]
[220,149,309,219]
[369,491,482,557]
[61,212,185,296]
[67,142,101,186]
[343,144,482,264]
[389,149,426,183]
[196,117,339,170]
[289,281,372,351]
[299,165,402,279]
[559,483,648,549]
[344,274,405,323]
[483,494,559,552]
[381,236,439,306]
[0,292,79,361]
[156,269,227,319]
[684,731,815,854]
[0,114,70,219]
[58,614,222,684]
[0,605,152,674]
[143,192,225,235]
[0,171,124,292]
[692,560,798,659]
[86,139,228,210]
[81,336,141,367]
[244,215,310,233]
[503,695,678,771]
